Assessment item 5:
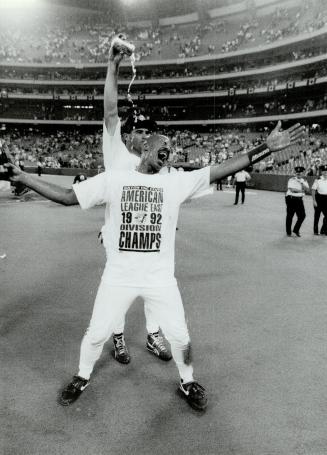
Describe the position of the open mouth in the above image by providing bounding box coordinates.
[157,148,170,163]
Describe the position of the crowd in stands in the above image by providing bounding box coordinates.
[0,42,326,88]
[0,127,103,170]
[1,54,327,97]
[130,95,327,122]
[0,1,327,64]
[1,91,327,122]
[1,124,326,177]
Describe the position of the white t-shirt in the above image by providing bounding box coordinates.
[102,120,140,226]
[234,170,250,182]
[73,167,210,287]
[102,119,140,172]
[312,177,327,195]
[286,177,309,197]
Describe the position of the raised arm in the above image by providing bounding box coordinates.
[104,35,134,135]
[4,163,78,206]
[209,121,305,184]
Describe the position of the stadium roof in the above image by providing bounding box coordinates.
[48,0,233,18]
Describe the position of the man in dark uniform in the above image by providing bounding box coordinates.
[285,166,309,237]
[312,164,327,235]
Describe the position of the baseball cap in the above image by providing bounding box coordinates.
[294,166,305,173]
[121,113,157,134]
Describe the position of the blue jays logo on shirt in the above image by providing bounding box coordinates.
[134,212,148,224]
[119,185,163,252]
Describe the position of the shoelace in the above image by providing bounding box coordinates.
[115,337,127,355]
[151,334,167,352]
[188,382,206,398]
[72,376,87,390]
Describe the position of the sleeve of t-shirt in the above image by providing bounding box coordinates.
[102,119,131,170]
[73,172,109,209]
[311,180,318,191]
[176,167,210,204]
[287,178,294,189]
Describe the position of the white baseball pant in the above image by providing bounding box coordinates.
[78,280,194,383]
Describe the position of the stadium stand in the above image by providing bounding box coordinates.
[0,0,327,177]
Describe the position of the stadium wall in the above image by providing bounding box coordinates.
[249,173,316,192]
[25,168,317,193]
[25,167,100,178]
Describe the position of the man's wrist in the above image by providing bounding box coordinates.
[20,172,29,185]
[247,143,271,165]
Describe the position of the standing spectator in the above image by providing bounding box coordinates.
[285,166,309,237]
[37,159,43,177]
[233,169,251,205]
[312,164,327,235]
[216,179,223,191]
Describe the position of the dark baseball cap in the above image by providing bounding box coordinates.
[294,166,305,173]
[122,115,157,134]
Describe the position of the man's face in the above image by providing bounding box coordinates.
[130,128,151,155]
[140,134,171,174]
[321,170,327,178]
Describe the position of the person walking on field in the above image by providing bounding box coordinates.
[285,166,309,237]
[37,160,43,177]
[312,164,327,235]
[233,169,251,205]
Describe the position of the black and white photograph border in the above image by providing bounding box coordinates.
[1,0,327,454]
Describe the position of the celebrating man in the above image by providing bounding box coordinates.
[3,112,304,412]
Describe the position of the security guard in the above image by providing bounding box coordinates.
[285,166,309,237]
[312,164,327,235]
[233,169,251,205]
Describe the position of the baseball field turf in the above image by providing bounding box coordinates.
[1,175,326,455]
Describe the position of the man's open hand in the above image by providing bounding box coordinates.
[266,121,306,152]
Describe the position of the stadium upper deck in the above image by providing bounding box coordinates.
[0,0,326,64]
[1,0,327,174]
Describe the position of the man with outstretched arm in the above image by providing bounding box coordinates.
[3,120,304,412]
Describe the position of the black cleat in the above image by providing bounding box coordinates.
[147,332,172,361]
[112,333,130,364]
[178,380,208,411]
[293,231,301,237]
[59,375,89,406]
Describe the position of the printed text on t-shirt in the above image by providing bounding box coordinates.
[119,185,163,252]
